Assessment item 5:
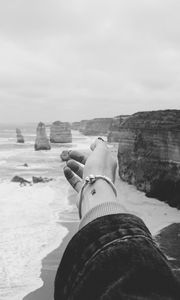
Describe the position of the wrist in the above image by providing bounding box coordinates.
[83,179,116,199]
[79,176,117,219]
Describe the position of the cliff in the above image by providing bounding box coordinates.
[16,128,25,143]
[107,115,130,142]
[71,121,81,131]
[71,120,89,132]
[34,122,51,151]
[117,110,180,208]
[81,118,113,136]
[50,121,72,143]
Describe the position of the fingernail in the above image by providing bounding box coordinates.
[98,137,104,142]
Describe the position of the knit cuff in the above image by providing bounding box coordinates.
[79,201,127,230]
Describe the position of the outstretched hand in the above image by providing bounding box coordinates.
[63,139,117,192]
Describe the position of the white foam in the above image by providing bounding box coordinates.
[0,182,68,300]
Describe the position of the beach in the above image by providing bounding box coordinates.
[23,222,180,300]
[23,220,78,300]
[23,174,180,300]
[23,189,79,300]
[0,126,179,300]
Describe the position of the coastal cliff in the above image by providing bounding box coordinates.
[50,121,72,143]
[107,115,129,142]
[34,122,51,150]
[71,120,88,132]
[16,128,25,143]
[81,118,113,136]
[117,110,180,208]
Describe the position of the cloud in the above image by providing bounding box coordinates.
[0,0,179,122]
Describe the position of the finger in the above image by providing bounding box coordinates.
[69,150,88,165]
[67,159,84,178]
[90,138,107,151]
[63,166,82,192]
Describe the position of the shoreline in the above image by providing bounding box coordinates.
[23,170,180,300]
[23,186,79,300]
[23,220,78,300]
[23,219,180,300]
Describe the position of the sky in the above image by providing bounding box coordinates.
[0,0,180,123]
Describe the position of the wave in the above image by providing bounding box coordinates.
[0,181,70,300]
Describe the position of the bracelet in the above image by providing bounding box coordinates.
[78,174,117,219]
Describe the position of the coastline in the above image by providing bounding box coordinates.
[23,220,78,300]
[23,188,79,300]
[22,164,180,300]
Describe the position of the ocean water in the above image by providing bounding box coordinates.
[0,125,97,300]
[0,124,179,300]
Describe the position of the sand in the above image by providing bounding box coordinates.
[23,221,78,300]
[23,221,180,300]
[23,165,180,300]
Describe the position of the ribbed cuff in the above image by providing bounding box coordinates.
[79,202,127,230]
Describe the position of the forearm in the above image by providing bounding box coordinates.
[81,179,117,216]
[79,179,127,229]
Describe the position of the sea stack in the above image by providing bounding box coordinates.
[34,122,51,151]
[117,110,180,208]
[16,128,24,143]
[50,121,72,143]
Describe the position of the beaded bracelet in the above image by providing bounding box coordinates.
[78,174,117,219]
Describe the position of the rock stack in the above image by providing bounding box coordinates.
[50,121,72,143]
[34,122,51,150]
[117,110,180,208]
[16,128,24,143]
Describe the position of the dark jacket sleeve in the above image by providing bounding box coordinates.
[54,213,180,300]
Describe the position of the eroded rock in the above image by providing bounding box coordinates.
[60,150,70,161]
[32,176,53,183]
[34,122,51,151]
[81,118,113,136]
[107,115,129,142]
[11,176,31,185]
[50,121,72,143]
[16,128,25,143]
[117,110,180,208]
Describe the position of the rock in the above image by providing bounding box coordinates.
[107,115,130,142]
[60,150,70,161]
[117,110,180,208]
[23,163,28,167]
[81,118,113,136]
[78,120,89,133]
[155,223,180,280]
[34,122,51,151]
[32,176,53,183]
[71,121,81,130]
[11,176,31,185]
[16,128,25,143]
[50,121,72,143]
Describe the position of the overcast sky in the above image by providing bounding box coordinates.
[0,0,180,123]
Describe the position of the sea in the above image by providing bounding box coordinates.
[0,123,179,300]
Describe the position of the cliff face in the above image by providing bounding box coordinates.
[50,121,72,143]
[71,122,81,130]
[117,110,180,208]
[82,118,113,136]
[16,128,24,143]
[107,115,129,142]
[34,122,51,150]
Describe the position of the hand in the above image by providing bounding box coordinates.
[63,139,117,192]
